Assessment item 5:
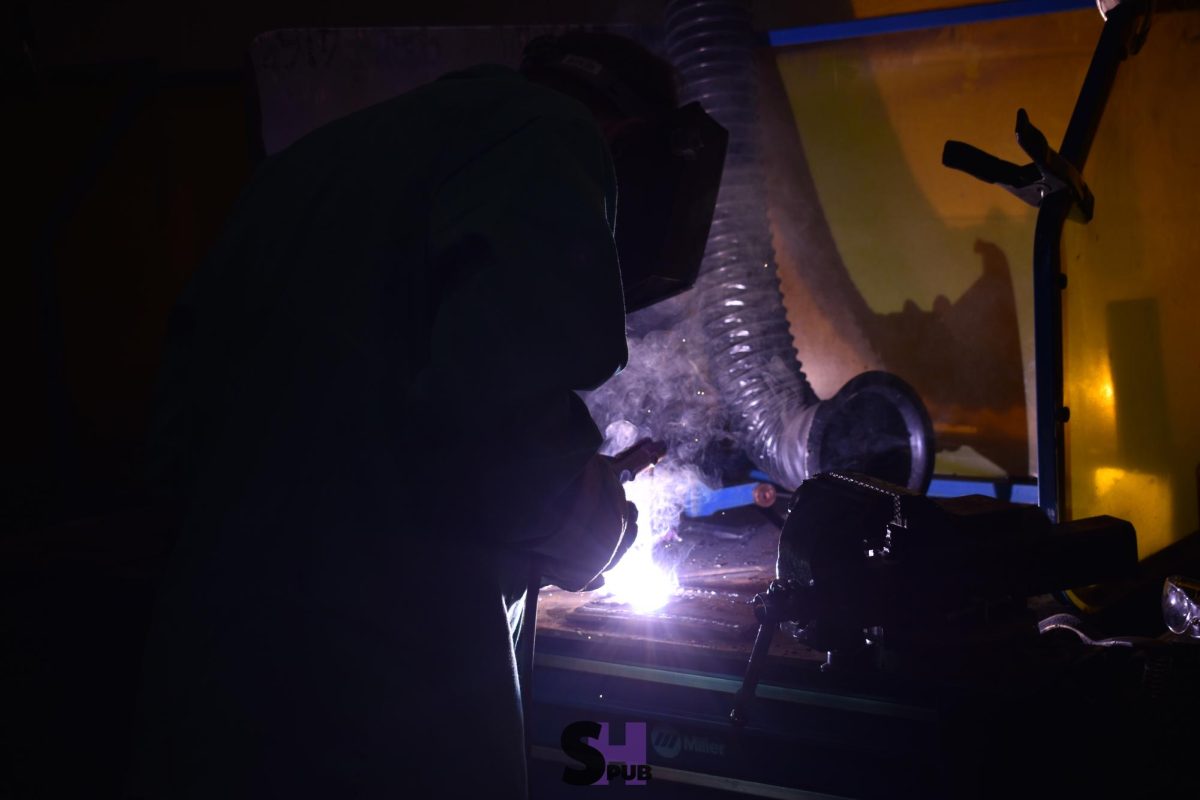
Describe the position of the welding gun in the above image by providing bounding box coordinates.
[605,438,669,483]
[581,438,668,588]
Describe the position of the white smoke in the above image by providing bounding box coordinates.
[596,451,709,611]
[583,323,732,610]
[586,325,730,466]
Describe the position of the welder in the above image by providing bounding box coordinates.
[130,31,723,800]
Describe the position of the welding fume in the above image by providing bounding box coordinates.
[130,31,725,800]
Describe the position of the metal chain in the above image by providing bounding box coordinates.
[826,471,905,529]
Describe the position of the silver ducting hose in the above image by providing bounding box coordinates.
[664,0,935,491]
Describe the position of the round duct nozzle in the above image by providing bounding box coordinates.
[804,371,935,493]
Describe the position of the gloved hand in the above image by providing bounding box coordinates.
[580,500,637,592]
[533,456,638,592]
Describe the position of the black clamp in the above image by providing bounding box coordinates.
[943,108,1094,222]
[729,579,806,728]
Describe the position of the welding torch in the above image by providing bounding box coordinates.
[606,437,669,483]
[519,437,667,758]
[581,438,668,587]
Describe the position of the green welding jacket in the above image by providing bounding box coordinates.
[132,65,628,800]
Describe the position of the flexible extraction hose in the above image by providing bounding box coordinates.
[664,0,935,491]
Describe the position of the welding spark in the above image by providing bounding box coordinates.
[601,543,678,612]
[599,462,708,612]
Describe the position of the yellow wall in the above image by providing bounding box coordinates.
[1060,8,1200,558]
[770,6,1200,554]
[772,9,1100,478]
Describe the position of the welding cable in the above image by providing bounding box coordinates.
[1038,613,1161,648]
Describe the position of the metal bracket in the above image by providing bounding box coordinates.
[943,108,1095,222]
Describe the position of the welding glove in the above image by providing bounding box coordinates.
[580,499,638,593]
[533,455,638,592]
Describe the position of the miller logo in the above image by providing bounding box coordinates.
[650,725,682,759]
[650,724,726,760]
[560,721,654,786]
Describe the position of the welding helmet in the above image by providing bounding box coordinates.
[521,34,728,313]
